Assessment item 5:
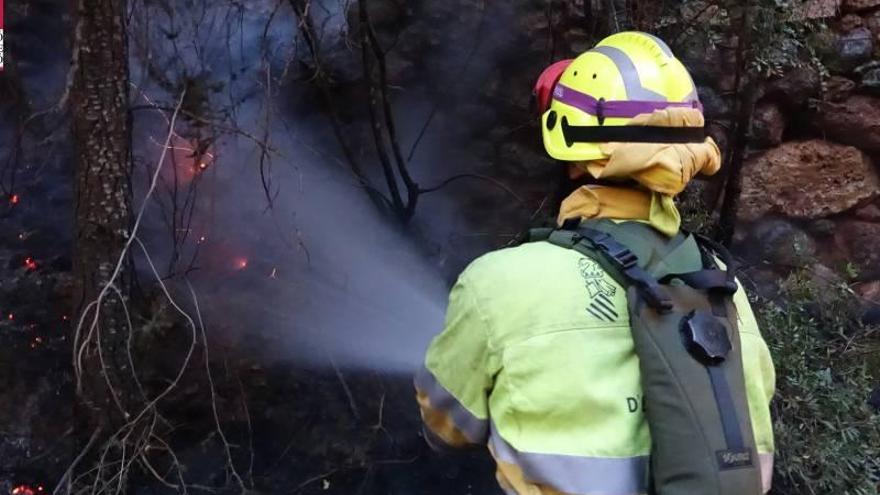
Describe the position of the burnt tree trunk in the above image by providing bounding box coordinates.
[716,0,755,246]
[71,0,135,422]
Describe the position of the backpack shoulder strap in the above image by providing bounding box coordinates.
[529,222,674,312]
[527,220,741,310]
[658,233,739,296]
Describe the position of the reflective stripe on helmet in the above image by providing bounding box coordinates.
[591,45,667,101]
[490,424,650,494]
[415,366,489,443]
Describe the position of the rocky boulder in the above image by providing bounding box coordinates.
[796,0,841,19]
[818,95,880,150]
[865,9,880,38]
[739,140,880,221]
[843,0,880,12]
[853,200,880,221]
[698,85,732,119]
[855,279,880,304]
[861,67,880,93]
[743,218,817,267]
[835,220,880,279]
[751,101,786,147]
[763,67,821,107]
[829,27,874,73]
[855,61,880,93]
[826,75,858,101]
[678,35,737,90]
[855,280,880,326]
[839,13,865,31]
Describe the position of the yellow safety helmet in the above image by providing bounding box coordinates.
[534,32,703,162]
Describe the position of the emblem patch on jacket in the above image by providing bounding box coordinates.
[578,258,619,322]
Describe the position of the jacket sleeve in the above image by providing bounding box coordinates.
[733,283,777,494]
[414,271,495,450]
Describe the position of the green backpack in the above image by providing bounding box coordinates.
[528,219,763,495]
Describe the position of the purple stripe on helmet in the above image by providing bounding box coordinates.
[553,83,703,118]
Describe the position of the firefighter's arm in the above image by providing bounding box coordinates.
[414,271,495,451]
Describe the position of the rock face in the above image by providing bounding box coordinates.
[856,61,880,93]
[831,27,874,73]
[855,279,880,303]
[826,75,858,101]
[752,102,786,147]
[853,201,880,221]
[839,13,865,31]
[739,140,880,221]
[745,218,817,267]
[865,9,880,38]
[678,35,737,90]
[843,0,880,12]
[861,67,880,93]
[699,85,732,119]
[836,220,880,279]
[818,95,880,150]
[763,67,821,107]
[798,0,842,18]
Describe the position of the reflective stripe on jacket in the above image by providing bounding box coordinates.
[415,240,775,495]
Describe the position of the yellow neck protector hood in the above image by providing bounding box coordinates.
[558,108,721,236]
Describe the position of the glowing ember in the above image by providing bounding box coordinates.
[62,315,69,321]
[198,236,206,244]
[235,258,249,270]
[9,194,20,205]
[7,313,13,321]
[197,162,208,171]
[23,257,37,271]
[12,484,44,495]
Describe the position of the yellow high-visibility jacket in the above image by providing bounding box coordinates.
[415,230,775,495]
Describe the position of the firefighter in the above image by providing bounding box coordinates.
[415,32,775,495]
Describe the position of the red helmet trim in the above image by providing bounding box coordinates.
[533,59,573,116]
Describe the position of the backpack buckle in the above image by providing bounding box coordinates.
[598,242,638,270]
[610,248,639,270]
